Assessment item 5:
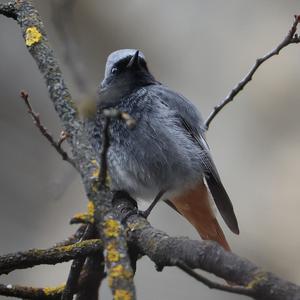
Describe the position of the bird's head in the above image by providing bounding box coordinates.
[98,49,156,107]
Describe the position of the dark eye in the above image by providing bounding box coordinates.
[111,67,118,74]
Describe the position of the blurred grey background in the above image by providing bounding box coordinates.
[0,0,300,299]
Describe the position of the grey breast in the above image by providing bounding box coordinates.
[98,84,205,199]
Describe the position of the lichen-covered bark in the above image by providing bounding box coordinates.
[0,284,63,299]
[0,240,102,275]
[1,1,300,300]
[0,1,137,299]
[113,195,300,300]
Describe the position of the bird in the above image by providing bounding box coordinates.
[90,49,239,251]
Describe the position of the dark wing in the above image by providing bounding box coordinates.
[181,118,239,234]
[147,84,239,234]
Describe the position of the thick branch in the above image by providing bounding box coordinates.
[113,195,300,300]
[205,15,300,129]
[1,2,300,300]
[0,2,136,298]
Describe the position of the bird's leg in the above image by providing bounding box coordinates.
[139,190,166,219]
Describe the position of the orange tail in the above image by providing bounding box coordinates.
[170,180,231,251]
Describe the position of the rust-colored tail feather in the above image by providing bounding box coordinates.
[170,180,231,251]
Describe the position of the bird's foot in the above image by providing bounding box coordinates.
[138,190,166,219]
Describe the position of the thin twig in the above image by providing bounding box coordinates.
[20,91,76,168]
[61,225,95,300]
[205,15,300,129]
[176,261,254,298]
[0,283,63,299]
[54,225,87,247]
[98,108,136,186]
[98,115,110,187]
[75,253,105,300]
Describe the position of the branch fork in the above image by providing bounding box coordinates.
[0,1,300,299]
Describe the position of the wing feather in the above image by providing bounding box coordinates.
[180,117,239,234]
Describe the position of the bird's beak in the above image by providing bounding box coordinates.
[127,50,140,69]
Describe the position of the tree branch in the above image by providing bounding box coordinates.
[20,91,76,168]
[1,1,300,300]
[113,194,300,300]
[175,261,254,297]
[0,283,63,299]
[61,225,95,300]
[75,253,105,300]
[204,15,300,129]
[0,1,137,299]
[0,239,102,275]
[54,225,87,247]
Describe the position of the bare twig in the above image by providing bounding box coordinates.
[205,15,300,129]
[61,225,95,300]
[98,115,110,187]
[98,109,136,187]
[75,253,105,300]
[62,259,86,300]
[20,91,76,168]
[54,225,87,247]
[175,261,254,297]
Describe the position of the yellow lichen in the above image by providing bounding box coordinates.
[88,200,95,215]
[25,27,42,46]
[91,160,99,178]
[246,272,267,289]
[109,264,133,280]
[108,275,113,287]
[72,212,93,224]
[104,219,121,237]
[55,239,101,253]
[91,160,98,166]
[43,284,65,296]
[91,167,100,178]
[107,250,120,262]
[90,159,112,189]
[106,243,120,262]
[87,200,95,223]
[114,289,132,300]
[110,264,125,277]
[92,181,99,193]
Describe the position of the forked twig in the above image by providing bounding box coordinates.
[20,91,76,168]
[205,15,300,129]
